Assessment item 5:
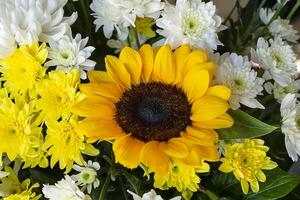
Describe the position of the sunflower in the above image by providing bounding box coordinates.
[74,44,234,191]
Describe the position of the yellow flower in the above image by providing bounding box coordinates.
[136,17,156,38]
[0,167,41,200]
[0,43,47,96]
[45,114,99,172]
[0,90,43,163]
[74,44,234,192]
[219,139,278,194]
[36,69,84,121]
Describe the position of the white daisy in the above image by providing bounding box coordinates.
[45,33,96,79]
[71,160,100,194]
[90,0,164,40]
[269,18,300,43]
[265,80,300,103]
[0,0,77,57]
[214,53,265,110]
[43,175,92,200]
[259,8,275,25]
[127,189,181,200]
[251,37,297,87]
[280,94,300,162]
[156,0,224,50]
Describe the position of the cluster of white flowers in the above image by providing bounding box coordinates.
[251,37,297,87]
[0,0,96,79]
[90,0,164,40]
[128,189,181,200]
[156,0,225,50]
[280,94,300,162]
[214,53,264,110]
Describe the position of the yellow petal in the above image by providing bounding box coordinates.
[183,69,209,102]
[193,113,234,129]
[262,160,278,170]
[119,47,142,85]
[182,126,218,146]
[76,118,125,140]
[105,55,131,89]
[88,71,113,83]
[83,143,100,156]
[72,96,115,118]
[241,179,249,194]
[141,141,169,173]
[79,83,122,101]
[193,145,220,162]
[159,138,190,158]
[191,96,229,121]
[250,180,259,193]
[256,170,266,182]
[138,44,154,83]
[219,159,233,173]
[113,135,144,169]
[206,85,231,101]
[185,50,208,67]
[152,45,175,84]
[174,44,190,84]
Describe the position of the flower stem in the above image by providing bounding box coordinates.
[199,187,219,200]
[119,177,129,200]
[99,174,111,200]
[79,0,91,33]
[287,1,300,20]
[134,27,141,49]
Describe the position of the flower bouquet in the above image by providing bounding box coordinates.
[0,0,299,199]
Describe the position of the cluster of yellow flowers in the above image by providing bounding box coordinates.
[0,43,98,172]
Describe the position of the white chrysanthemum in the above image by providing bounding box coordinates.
[90,0,164,40]
[43,175,92,200]
[214,53,264,110]
[280,94,300,162]
[259,8,275,24]
[251,37,297,87]
[265,80,300,103]
[71,160,100,194]
[128,189,181,200]
[45,34,96,80]
[0,0,77,58]
[269,18,300,43]
[156,0,224,50]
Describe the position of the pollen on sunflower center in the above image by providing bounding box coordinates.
[115,82,191,142]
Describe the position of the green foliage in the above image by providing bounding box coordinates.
[217,109,277,140]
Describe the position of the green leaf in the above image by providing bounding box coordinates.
[217,109,277,140]
[245,168,300,200]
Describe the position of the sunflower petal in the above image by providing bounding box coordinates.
[120,47,142,85]
[193,113,234,129]
[174,44,190,84]
[159,138,190,158]
[191,96,229,121]
[105,55,131,89]
[193,145,220,162]
[182,126,218,146]
[72,96,115,118]
[141,141,169,172]
[88,71,113,83]
[76,118,124,140]
[152,45,175,84]
[113,135,144,169]
[206,85,231,100]
[183,69,209,102]
[139,44,154,83]
[79,83,122,101]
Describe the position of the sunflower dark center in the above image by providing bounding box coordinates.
[115,82,191,142]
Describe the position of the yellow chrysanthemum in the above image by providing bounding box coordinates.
[0,89,43,163]
[136,17,156,38]
[45,114,99,172]
[74,44,234,191]
[36,69,84,121]
[0,43,47,96]
[219,139,278,194]
[0,167,41,200]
